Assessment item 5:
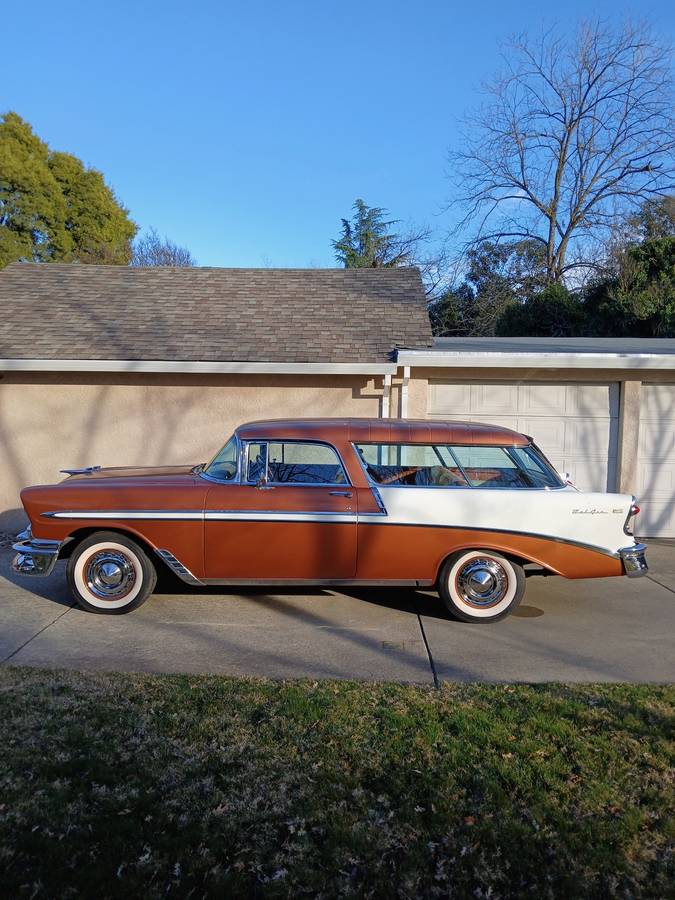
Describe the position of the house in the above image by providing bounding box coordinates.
[1,263,674,536]
[0,263,431,530]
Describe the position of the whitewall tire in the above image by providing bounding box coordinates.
[67,532,157,614]
[438,550,525,623]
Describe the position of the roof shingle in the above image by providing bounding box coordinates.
[0,263,433,363]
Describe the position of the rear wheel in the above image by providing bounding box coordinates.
[67,531,157,614]
[438,550,525,623]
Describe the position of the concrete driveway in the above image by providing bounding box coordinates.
[1,542,673,683]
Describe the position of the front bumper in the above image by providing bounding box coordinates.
[11,538,62,577]
[619,543,648,578]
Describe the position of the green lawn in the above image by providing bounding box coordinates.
[0,668,672,899]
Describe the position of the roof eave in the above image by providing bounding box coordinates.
[0,358,397,376]
[395,349,675,370]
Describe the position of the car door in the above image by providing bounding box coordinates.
[204,438,357,580]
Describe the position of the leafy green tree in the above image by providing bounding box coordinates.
[584,236,675,337]
[496,284,584,336]
[626,195,675,241]
[0,112,136,267]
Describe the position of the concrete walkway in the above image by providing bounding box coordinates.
[1,542,673,683]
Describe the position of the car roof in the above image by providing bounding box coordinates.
[235,418,530,447]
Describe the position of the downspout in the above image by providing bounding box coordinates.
[381,374,392,418]
[400,366,410,418]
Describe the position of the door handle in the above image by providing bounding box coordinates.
[329,490,352,497]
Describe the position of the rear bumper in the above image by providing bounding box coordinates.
[11,538,62,577]
[619,543,648,578]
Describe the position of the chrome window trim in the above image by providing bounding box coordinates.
[350,441,568,491]
[446,446,471,486]
[244,439,268,484]
[240,438,352,488]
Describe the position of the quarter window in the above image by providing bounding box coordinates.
[247,441,348,485]
[450,446,533,488]
[355,443,563,489]
[506,446,563,488]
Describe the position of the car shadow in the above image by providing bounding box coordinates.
[1,549,545,622]
[0,554,74,609]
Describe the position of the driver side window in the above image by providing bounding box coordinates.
[245,441,348,485]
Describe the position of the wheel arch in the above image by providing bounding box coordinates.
[433,542,556,585]
[58,526,164,572]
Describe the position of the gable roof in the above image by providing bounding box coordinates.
[0,263,432,367]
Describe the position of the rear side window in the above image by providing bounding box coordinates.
[355,443,562,489]
[355,444,468,486]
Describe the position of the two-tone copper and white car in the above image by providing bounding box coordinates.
[12,418,647,623]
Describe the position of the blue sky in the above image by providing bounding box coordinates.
[3,0,673,267]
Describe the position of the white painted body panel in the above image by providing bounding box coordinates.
[376,486,636,555]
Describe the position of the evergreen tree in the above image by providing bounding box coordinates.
[333,199,425,269]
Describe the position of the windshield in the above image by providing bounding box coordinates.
[203,435,238,481]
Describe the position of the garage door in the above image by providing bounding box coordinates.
[428,381,619,493]
[637,384,675,537]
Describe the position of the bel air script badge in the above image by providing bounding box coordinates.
[572,507,609,515]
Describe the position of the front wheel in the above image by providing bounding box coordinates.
[438,550,525,623]
[67,531,157,614]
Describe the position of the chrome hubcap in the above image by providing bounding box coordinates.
[86,550,136,600]
[456,558,508,608]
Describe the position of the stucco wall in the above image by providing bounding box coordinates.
[0,372,382,529]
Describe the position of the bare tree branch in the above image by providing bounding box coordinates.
[447,20,675,281]
[131,227,196,267]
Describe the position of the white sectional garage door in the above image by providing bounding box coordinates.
[428,381,620,493]
[637,384,675,537]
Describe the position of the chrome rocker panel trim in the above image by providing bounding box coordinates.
[618,543,648,577]
[200,578,435,587]
[11,538,63,577]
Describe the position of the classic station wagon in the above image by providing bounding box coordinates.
[12,418,647,622]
